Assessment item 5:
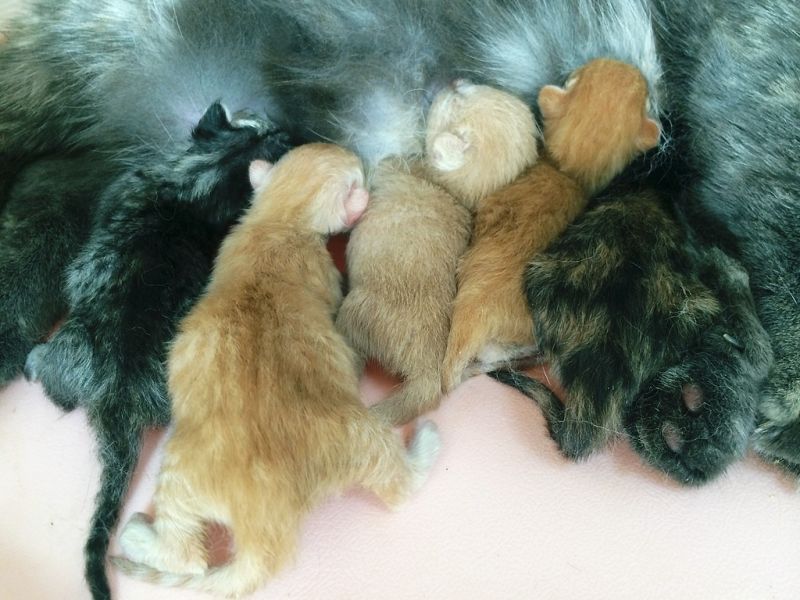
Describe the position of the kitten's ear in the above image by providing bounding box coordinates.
[193,102,232,139]
[248,159,274,190]
[636,117,662,151]
[538,85,568,120]
[429,131,470,172]
[343,184,369,227]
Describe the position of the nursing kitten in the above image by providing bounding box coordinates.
[493,186,773,480]
[113,144,440,597]
[338,82,538,426]
[442,58,661,391]
[23,103,292,600]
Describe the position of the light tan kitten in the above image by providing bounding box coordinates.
[112,143,441,598]
[442,58,662,391]
[337,82,539,426]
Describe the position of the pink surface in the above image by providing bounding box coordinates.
[2,370,800,600]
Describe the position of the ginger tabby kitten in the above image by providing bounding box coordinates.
[442,58,662,391]
[113,144,441,598]
[338,81,539,426]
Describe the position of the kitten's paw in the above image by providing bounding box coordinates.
[627,358,756,485]
[408,420,441,483]
[120,512,206,574]
[23,343,46,382]
[119,513,156,564]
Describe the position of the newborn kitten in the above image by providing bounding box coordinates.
[113,144,441,598]
[23,102,292,600]
[337,82,538,426]
[442,58,661,391]
[493,186,773,478]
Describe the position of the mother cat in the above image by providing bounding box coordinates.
[0,0,797,597]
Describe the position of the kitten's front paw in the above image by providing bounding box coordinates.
[626,353,757,485]
[23,343,46,383]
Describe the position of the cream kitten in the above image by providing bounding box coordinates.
[337,82,539,426]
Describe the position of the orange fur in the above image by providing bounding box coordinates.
[113,144,440,597]
[442,58,662,390]
[338,83,539,426]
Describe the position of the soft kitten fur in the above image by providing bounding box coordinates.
[23,103,292,600]
[113,144,440,597]
[492,185,773,480]
[0,152,120,385]
[443,58,661,391]
[338,81,538,426]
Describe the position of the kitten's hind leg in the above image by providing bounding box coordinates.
[357,420,441,508]
[625,249,773,484]
[119,508,207,575]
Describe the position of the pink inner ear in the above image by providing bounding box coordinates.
[538,85,568,119]
[344,186,369,227]
[248,160,273,189]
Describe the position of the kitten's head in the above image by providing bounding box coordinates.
[538,58,661,194]
[425,81,540,209]
[248,143,368,235]
[169,101,293,224]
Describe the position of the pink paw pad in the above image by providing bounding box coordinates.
[662,423,684,453]
[682,383,704,413]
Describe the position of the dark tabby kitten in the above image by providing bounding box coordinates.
[492,185,773,484]
[23,102,292,600]
[0,153,120,385]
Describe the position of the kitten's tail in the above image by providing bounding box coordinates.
[85,419,145,600]
[489,368,617,460]
[112,545,271,598]
[488,368,565,426]
[370,372,444,427]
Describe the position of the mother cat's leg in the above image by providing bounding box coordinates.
[650,0,800,475]
[625,246,773,483]
[0,153,117,387]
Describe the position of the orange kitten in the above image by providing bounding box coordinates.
[442,58,662,391]
[113,143,441,597]
[337,82,539,426]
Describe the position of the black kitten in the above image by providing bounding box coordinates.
[24,102,292,600]
[492,186,773,484]
[0,153,120,386]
